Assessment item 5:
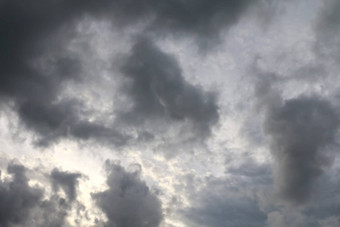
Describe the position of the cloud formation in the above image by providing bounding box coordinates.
[180,165,270,227]
[2,1,340,226]
[51,168,82,201]
[0,0,265,147]
[0,164,43,227]
[257,79,339,203]
[0,162,79,227]
[120,37,219,140]
[93,161,163,227]
[0,0,134,147]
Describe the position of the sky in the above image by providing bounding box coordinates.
[0,0,340,226]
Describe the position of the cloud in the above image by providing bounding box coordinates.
[0,162,77,227]
[120,37,219,141]
[256,79,339,204]
[177,159,272,227]
[93,161,163,227]
[0,163,43,227]
[315,0,340,61]
[264,167,340,227]
[0,0,134,147]
[51,168,82,201]
[0,0,269,148]
[266,210,309,227]
[145,0,255,46]
[180,173,268,227]
[0,0,274,150]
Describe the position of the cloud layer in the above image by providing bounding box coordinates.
[1,0,340,226]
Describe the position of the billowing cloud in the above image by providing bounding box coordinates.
[93,161,163,227]
[0,163,43,227]
[0,0,265,147]
[0,162,77,227]
[2,1,340,227]
[256,79,339,204]
[120,37,219,140]
[51,168,82,201]
[0,0,133,147]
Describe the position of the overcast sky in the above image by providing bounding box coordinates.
[1,0,340,226]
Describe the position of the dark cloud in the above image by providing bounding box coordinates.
[257,79,339,204]
[93,161,163,227]
[0,163,42,227]
[146,0,255,46]
[179,156,340,227]
[264,166,340,227]
[80,0,256,45]
[315,0,340,68]
[0,0,132,147]
[0,0,269,148]
[51,168,82,201]
[0,162,74,227]
[306,167,340,223]
[120,37,219,139]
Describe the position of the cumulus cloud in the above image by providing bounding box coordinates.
[0,162,78,227]
[120,37,219,140]
[0,0,134,147]
[51,168,82,201]
[256,79,339,204]
[3,1,340,227]
[93,161,163,227]
[0,164,43,227]
[0,0,268,147]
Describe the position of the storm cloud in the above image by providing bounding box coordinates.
[0,0,133,146]
[0,164,43,227]
[2,1,340,226]
[0,162,76,227]
[0,0,266,147]
[120,37,219,139]
[257,79,339,203]
[93,161,163,227]
[51,168,82,201]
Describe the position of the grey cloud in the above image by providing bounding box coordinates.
[0,0,271,148]
[93,161,163,227]
[264,168,340,227]
[266,210,310,227]
[183,197,266,227]
[305,168,340,223]
[51,168,82,201]
[315,0,340,68]
[146,0,255,46]
[0,164,42,227]
[0,0,266,148]
[179,157,340,227]
[82,0,256,45]
[257,79,339,204]
[0,162,74,227]
[176,159,272,227]
[0,0,132,147]
[227,158,272,181]
[120,37,219,140]
[180,171,269,227]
